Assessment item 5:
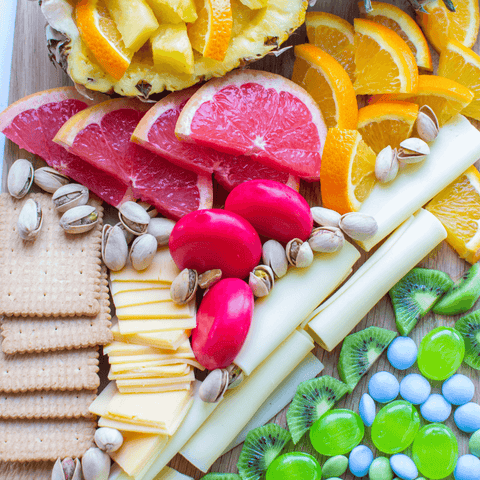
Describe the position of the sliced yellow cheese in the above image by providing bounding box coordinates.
[114,289,172,308]
[108,350,194,365]
[109,364,190,380]
[118,383,192,394]
[110,282,170,295]
[105,340,192,358]
[116,301,193,320]
[116,371,194,388]
[118,318,196,334]
[110,358,204,375]
[98,417,168,435]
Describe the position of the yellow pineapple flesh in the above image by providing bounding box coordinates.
[146,0,198,24]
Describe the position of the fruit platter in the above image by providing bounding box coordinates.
[1,0,480,479]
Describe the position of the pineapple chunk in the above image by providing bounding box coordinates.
[238,0,267,8]
[146,0,198,24]
[151,24,195,75]
[105,0,159,51]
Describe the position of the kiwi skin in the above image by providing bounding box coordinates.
[455,310,480,370]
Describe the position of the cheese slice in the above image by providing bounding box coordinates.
[111,282,170,295]
[98,417,168,435]
[108,351,194,365]
[110,358,204,374]
[114,289,173,308]
[118,318,196,334]
[118,383,192,394]
[155,467,193,480]
[105,340,193,358]
[109,364,190,379]
[116,371,194,388]
[116,301,193,320]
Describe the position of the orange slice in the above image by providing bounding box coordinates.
[76,0,134,80]
[426,166,480,264]
[291,44,358,130]
[357,102,418,154]
[305,12,355,82]
[360,1,432,71]
[372,75,474,126]
[320,129,377,214]
[438,39,480,122]
[353,19,418,95]
[187,0,233,61]
[416,0,479,53]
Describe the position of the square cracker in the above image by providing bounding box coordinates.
[0,193,103,317]
[0,461,54,480]
[0,418,96,461]
[1,267,113,354]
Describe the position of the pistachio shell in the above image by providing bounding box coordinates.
[249,265,275,297]
[375,146,399,183]
[197,269,222,290]
[308,226,345,253]
[33,167,69,193]
[52,183,89,213]
[170,268,198,304]
[17,199,42,241]
[310,206,341,228]
[339,212,378,241]
[137,201,158,218]
[115,222,134,244]
[398,137,430,163]
[102,225,129,271]
[94,427,123,452]
[52,457,82,480]
[262,239,288,278]
[226,364,244,389]
[129,234,157,271]
[199,369,229,403]
[416,105,439,143]
[286,239,313,268]
[147,217,176,246]
[60,205,98,234]
[8,159,34,199]
[82,447,110,480]
[118,201,150,235]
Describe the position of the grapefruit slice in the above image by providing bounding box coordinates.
[55,98,213,219]
[132,87,299,191]
[175,70,328,181]
[0,87,133,206]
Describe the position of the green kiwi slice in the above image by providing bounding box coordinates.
[337,326,397,392]
[389,268,453,335]
[455,310,480,370]
[237,424,291,480]
[286,375,349,444]
[201,475,242,479]
[433,263,480,315]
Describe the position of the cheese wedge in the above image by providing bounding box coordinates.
[110,358,204,374]
[118,383,192,394]
[116,301,193,319]
[306,209,447,351]
[110,282,170,295]
[116,371,194,388]
[105,340,193,357]
[109,365,190,380]
[118,318,196,334]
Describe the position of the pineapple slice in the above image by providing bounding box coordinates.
[146,0,198,24]
[105,0,159,51]
[238,0,267,9]
[151,24,195,75]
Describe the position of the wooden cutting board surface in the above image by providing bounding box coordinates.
[4,1,480,478]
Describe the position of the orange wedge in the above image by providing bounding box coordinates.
[372,75,474,127]
[187,0,232,61]
[320,129,377,214]
[353,19,418,95]
[416,0,479,53]
[305,12,355,82]
[291,44,358,130]
[426,166,480,264]
[357,102,418,154]
[360,1,432,71]
[438,39,480,122]
[76,0,133,80]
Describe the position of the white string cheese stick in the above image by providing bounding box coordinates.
[234,242,360,375]
[306,209,446,352]
[110,464,193,480]
[179,329,314,472]
[358,114,480,251]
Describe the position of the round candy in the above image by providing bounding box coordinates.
[390,454,418,480]
[412,423,458,479]
[469,429,480,457]
[369,372,400,403]
[417,327,465,381]
[371,400,420,454]
[454,454,480,480]
[266,452,321,480]
[454,403,480,433]
[359,393,376,427]
[399,374,431,405]
[321,455,348,478]
[369,456,393,480]
[442,374,475,405]
[348,445,373,477]
[387,337,418,370]
[309,409,364,456]
[420,394,452,423]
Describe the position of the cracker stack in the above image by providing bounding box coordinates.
[0,193,113,469]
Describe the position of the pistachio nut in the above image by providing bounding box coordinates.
[308,226,345,253]
[137,201,158,218]
[262,239,288,278]
[129,234,157,271]
[60,205,99,234]
[7,159,34,199]
[310,206,341,228]
[199,369,229,403]
[94,427,123,453]
[397,137,430,164]
[108,464,124,480]
[115,222,134,244]
[226,364,244,389]
[147,217,176,246]
[416,105,439,143]
[249,265,275,297]
[170,268,198,304]
[286,238,314,268]
[52,183,89,213]
[17,199,43,241]
[339,212,378,241]
[81,447,110,480]
[33,167,69,193]
[52,457,82,480]
[198,269,222,290]
[102,224,129,272]
[375,145,399,183]
[118,201,150,235]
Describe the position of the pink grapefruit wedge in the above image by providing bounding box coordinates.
[175,70,328,181]
[132,88,299,191]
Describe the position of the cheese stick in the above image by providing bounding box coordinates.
[234,242,360,375]
[306,209,446,351]
[109,464,193,480]
[358,114,480,251]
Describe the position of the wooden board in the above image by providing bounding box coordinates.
[3,1,480,479]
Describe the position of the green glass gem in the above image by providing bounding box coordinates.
[309,409,364,456]
[469,429,480,457]
[321,455,348,478]
[412,423,458,479]
[265,452,321,480]
[371,400,420,454]
[369,456,394,480]
[417,327,465,380]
